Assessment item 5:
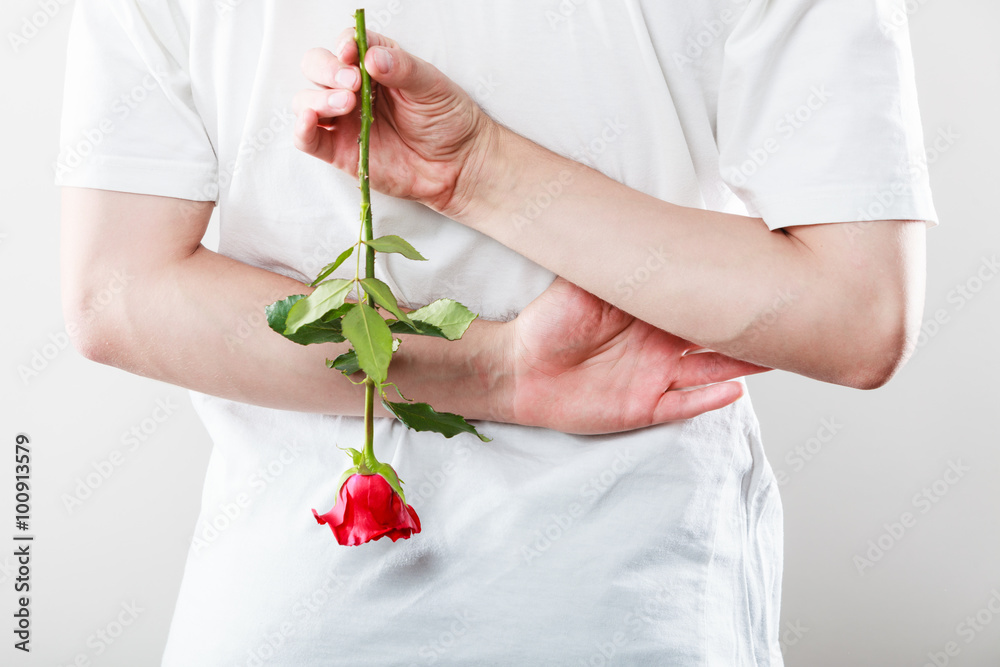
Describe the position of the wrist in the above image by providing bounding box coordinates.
[438,113,510,225]
[477,317,516,425]
[384,317,514,425]
[438,114,581,249]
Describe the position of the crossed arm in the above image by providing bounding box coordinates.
[292,30,927,389]
[60,28,927,435]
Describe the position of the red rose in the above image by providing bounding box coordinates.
[313,472,421,546]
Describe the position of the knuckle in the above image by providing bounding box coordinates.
[301,47,322,71]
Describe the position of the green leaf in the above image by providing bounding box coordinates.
[267,294,305,333]
[387,319,445,338]
[342,448,365,467]
[398,299,478,341]
[309,245,356,287]
[340,302,394,384]
[327,349,361,376]
[380,381,410,402]
[336,451,406,502]
[267,295,349,345]
[360,278,414,327]
[284,279,354,335]
[382,400,491,442]
[364,235,427,261]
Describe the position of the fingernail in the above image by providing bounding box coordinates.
[335,68,358,88]
[373,47,392,73]
[328,90,353,110]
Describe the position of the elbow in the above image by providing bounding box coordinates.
[61,278,128,367]
[839,335,909,391]
[63,304,113,366]
[71,325,118,366]
[835,301,915,391]
[764,217,926,391]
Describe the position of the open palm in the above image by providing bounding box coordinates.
[508,278,769,434]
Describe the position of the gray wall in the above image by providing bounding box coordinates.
[1,0,996,665]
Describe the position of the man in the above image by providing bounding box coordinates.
[57,1,935,664]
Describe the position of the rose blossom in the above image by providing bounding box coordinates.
[313,472,421,546]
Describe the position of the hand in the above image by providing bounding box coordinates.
[292,28,490,215]
[500,278,771,434]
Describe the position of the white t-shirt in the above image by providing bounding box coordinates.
[56,1,938,665]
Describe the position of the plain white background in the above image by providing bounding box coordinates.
[1,0,997,665]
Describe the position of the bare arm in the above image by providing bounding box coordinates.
[59,187,504,419]
[60,187,765,433]
[453,128,927,389]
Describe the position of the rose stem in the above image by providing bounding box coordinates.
[355,9,377,464]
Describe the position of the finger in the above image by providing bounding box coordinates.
[301,47,361,91]
[333,27,399,65]
[292,108,327,161]
[652,381,745,423]
[672,352,771,388]
[364,44,453,102]
[292,107,359,170]
[292,87,357,119]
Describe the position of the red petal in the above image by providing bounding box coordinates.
[313,473,421,546]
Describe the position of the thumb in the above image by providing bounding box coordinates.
[365,45,451,101]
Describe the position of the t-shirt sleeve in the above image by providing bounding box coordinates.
[54,0,218,202]
[716,0,938,230]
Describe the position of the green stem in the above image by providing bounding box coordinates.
[363,378,375,464]
[355,10,377,464]
[356,10,375,295]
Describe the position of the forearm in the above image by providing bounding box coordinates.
[68,242,506,420]
[449,124,919,387]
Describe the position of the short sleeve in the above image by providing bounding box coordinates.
[54,0,218,202]
[717,0,938,230]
